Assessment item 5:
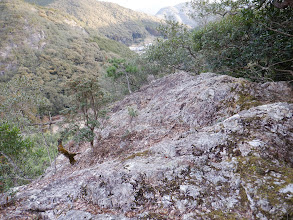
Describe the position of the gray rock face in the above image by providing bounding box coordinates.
[1,72,292,219]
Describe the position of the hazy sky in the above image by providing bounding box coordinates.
[101,0,190,14]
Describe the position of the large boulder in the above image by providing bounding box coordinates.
[1,72,292,219]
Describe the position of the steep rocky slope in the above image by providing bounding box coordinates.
[1,72,293,219]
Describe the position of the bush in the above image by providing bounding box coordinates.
[191,7,293,82]
[145,1,293,82]
[106,58,150,95]
[0,122,59,192]
[145,20,197,74]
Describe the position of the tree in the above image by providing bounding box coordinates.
[64,74,105,148]
[0,75,59,192]
[145,20,197,74]
[259,0,293,9]
[188,0,293,18]
[106,58,141,94]
[189,0,253,18]
[0,123,34,192]
[188,0,293,81]
[145,0,293,82]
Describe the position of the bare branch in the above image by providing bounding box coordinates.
[272,0,293,9]
[274,69,293,76]
[0,151,34,181]
[28,121,58,126]
[268,58,293,67]
[261,23,293,37]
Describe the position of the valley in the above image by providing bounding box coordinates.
[129,36,156,54]
[0,0,292,219]
[0,0,162,114]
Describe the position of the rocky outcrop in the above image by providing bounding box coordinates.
[1,72,292,219]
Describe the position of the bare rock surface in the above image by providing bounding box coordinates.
[1,72,293,219]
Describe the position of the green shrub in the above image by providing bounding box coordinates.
[191,7,293,81]
[0,122,60,192]
[145,20,197,74]
[145,1,293,82]
[106,58,143,94]
[0,0,135,114]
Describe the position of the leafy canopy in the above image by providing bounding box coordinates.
[62,74,105,147]
[146,0,293,82]
[106,58,140,94]
[0,123,33,191]
[0,75,50,128]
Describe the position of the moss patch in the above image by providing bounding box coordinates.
[140,213,168,220]
[236,156,293,217]
[223,84,263,115]
[124,150,151,161]
[203,210,239,220]
[236,90,261,111]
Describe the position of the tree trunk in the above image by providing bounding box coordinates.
[272,0,293,9]
[125,72,132,94]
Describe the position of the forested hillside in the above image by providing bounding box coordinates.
[0,0,160,192]
[0,0,135,114]
[0,0,133,191]
[25,0,162,45]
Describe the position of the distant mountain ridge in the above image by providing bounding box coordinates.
[156,2,198,27]
[25,0,162,45]
[156,2,217,28]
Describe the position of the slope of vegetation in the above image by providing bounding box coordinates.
[0,0,134,114]
[0,75,58,192]
[25,0,162,45]
[0,0,158,192]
